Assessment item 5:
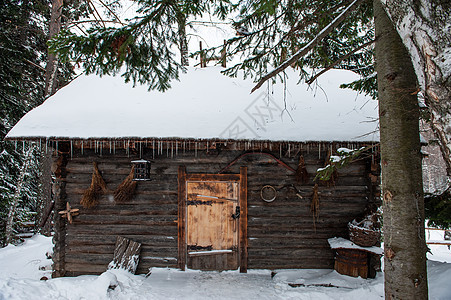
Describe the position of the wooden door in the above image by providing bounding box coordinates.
[186,181,239,270]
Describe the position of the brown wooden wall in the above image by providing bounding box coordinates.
[56,142,380,276]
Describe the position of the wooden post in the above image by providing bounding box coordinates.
[177,166,187,270]
[239,166,248,273]
[221,40,227,68]
[199,41,205,68]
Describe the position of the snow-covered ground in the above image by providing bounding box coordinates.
[0,231,450,300]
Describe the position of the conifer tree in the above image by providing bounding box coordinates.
[0,0,49,245]
[50,0,233,91]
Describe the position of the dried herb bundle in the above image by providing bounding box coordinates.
[114,166,137,202]
[81,162,107,208]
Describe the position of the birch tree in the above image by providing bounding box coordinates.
[381,0,451,178]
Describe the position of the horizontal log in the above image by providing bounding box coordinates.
[65,208,178,216]
[247,229,347,239]
[65,234,177,247]
[247,205,366,216]
[248,247,332,257]
[248,259,334,269]
[248,238,330,248]
[65,245,178,257]
[66,224,177,236]
[65,253,112,265]
[248,216,355,227]
[64,263,108,275]
[74,214,177,223]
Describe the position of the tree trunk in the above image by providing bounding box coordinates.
[374,1,428,299]
[38,0,63,236]
[381,0,451,178]
[45,0,63,97]
[5,145,35,245]
[177,14,189,67]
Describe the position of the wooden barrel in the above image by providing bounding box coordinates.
[334,248,368,278]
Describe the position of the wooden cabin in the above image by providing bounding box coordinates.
[6,67,381,277]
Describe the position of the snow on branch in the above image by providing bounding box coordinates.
[251,0,365,93]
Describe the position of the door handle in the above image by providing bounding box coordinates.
[231,206,240,219]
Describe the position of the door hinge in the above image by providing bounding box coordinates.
[187,244,213,251]
[187,200,213,206]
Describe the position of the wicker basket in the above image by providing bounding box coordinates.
[348,223,381,247]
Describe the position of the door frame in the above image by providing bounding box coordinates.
[177,166,248,273]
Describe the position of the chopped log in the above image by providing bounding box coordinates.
[108,236,142,274]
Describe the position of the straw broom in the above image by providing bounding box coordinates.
[295,155,309,183]
[80,162,107,208]
[114,166,137,202]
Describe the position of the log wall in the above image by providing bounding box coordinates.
[56,142,380,276]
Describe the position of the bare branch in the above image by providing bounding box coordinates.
[24,58,46,71]
[306,39,375,84]
[97,0,124,26]
[87,0,106,28]
[251,0,365,93]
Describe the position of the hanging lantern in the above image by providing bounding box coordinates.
[131,159,151,181]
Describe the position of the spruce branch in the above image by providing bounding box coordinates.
[251,0,365,93]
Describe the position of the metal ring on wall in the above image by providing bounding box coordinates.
[261,185,277,202]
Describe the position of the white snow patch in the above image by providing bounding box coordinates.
[328,237,383,255]
[0,233,450,299]
[6,67,379,142]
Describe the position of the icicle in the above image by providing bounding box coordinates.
[318,143,321,159]
[56,141,59,154]
[70,140,73,159]
[81,140,84,155]
[171,141,174,158]
[113,141,115,155]
[166,141,169,157]
[195,142,198,157]
[109,141,112,154]
[176,141,178,156]
[140,142,142,158]
[100,141,103,156]
[288,144,291,157]
[183,141,186,154]
[127,140,130,157]
[152,140,155,159]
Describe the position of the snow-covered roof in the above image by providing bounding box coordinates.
[6,67,379,142]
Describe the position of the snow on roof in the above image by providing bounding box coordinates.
[6,67,379,142]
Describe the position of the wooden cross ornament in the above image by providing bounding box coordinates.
[58,202,79,224]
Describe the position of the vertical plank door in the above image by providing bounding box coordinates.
[186,181,239,270]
